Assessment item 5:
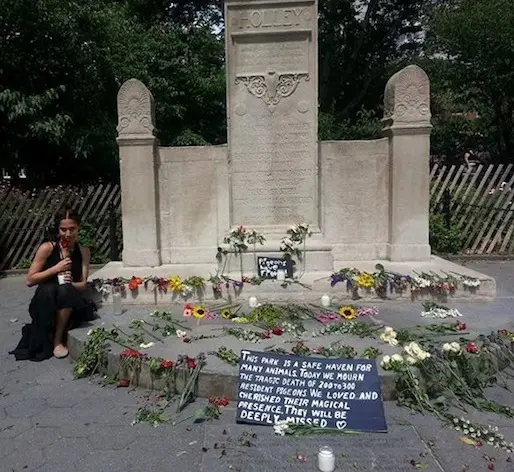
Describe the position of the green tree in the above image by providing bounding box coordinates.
[427,0,514,160]
[318,0,425,129]
[0,0,225,185]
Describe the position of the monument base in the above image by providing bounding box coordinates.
[89,256,496,305]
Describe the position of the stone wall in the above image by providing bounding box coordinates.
[116,67,431,271]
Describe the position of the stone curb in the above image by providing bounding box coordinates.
[2,255,514,277]
[67,329,398,402]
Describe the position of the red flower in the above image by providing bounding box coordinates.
[120,348,141,358]
[186,358,197,369]
[118,379,130,388]
[465,341,478,353]
[260,330,271,339]
[209,396,229,407]
[488,463,495,470]
[160,360,174,369]
[456,320,467,331]
[60,237,69,249]
[272,327,283,336]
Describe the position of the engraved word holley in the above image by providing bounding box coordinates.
[230,7,313,30]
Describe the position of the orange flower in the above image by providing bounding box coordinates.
[128,276,142,291]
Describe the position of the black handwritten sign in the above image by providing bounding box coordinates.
[257,257,293,279]
[236,350,387,433]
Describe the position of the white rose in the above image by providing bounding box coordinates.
[139,342,155,349]
[404,342,423,358]
[405,355,417,365]
[418,351,431,360]
[380,355,391,368]
[450,342,461,352]
[176,329,188,339]
[384,326,395,335]
[442,343,452,352]
[391,353,404,363]
[389,338,399,346]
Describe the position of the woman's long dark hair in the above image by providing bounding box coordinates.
[45,206,82,242]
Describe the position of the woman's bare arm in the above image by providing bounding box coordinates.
[72,247,91,292]
[26,243,61,287]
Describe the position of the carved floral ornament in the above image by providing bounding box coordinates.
[235,70,309,113]
[117,78,156,136]
[383,65,431,124]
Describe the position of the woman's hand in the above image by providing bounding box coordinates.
[55,257,72,273]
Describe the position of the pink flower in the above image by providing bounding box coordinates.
[356,307,379,317]
[183,303,193,317]
[317,313,338,324]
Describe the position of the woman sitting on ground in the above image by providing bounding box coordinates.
[10,207,95,361]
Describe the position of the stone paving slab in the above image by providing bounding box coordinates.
[1,264,514,471]
[67,304,399,400]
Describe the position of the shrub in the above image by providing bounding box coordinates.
[429,213,465,254]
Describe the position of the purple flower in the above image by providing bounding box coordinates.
[330,273,345,287]
[356,307,379,317]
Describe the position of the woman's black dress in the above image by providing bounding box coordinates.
[9,242,96,361]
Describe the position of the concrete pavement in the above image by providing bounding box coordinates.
[1,261,513,471]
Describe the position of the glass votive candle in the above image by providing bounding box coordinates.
[317,446,335,472]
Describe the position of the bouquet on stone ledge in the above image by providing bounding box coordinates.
[273,419,360,437]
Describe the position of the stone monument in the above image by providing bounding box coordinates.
[91,0,495,302]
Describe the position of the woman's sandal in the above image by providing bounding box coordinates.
[53,345,69,359]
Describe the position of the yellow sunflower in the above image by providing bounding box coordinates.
[221,308,232,320]
[356,273,375,289]
[192,305,206,319]
[169,275,184,292]
[339,305,357,320]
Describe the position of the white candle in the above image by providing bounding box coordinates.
[317,446,335,472]
[276,269,286,282]
[112,288,122,316]
[249,296,258,308]
[321,294,331,307]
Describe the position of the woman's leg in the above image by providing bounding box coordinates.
[53,285,77,358]
[53,307,72,354]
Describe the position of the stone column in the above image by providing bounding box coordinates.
[224,0,319,236]
[383,65,432,262]
[116,79,161,267]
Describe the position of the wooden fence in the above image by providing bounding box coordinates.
[430,163,514,255]
[1,164,514,270]
[0,183,121,270]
